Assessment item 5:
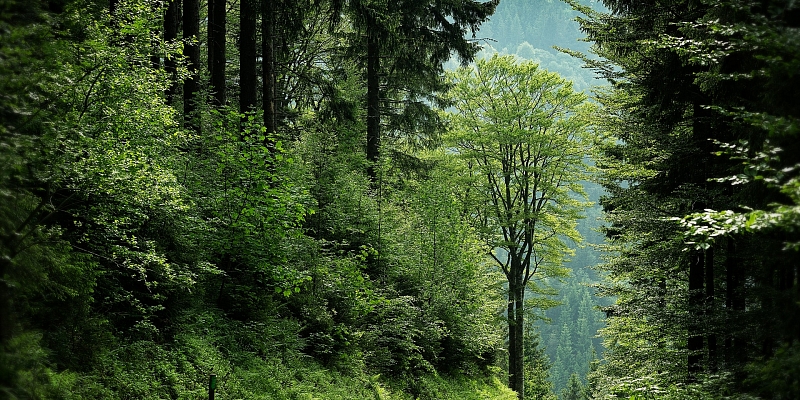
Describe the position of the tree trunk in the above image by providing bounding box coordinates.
[507,283,517,392]
[724,238,746,365]
[261,0,276,146]
[366,16,380,181]
[0,257,12,345]
[240,0,257,115]
[507,253,525,399]
[688,250,704,379]
[208,0,226,106]
[706,246,716,371]
[183,0,200,132]
[149,1,161,69]
[164,0,179,104]
[513,280,525,400]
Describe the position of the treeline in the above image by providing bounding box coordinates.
[0,0,528,398]
[474,0,602,91]
[573,0,800,398]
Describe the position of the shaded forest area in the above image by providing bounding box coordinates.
[2,0,800,399]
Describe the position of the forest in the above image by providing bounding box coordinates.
[1,0,799,399]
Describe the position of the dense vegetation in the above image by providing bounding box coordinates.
[3,0,800,399]
[571,0,800,398]
[0,0,516,398]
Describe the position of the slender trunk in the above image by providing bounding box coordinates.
[688,101,709,379]
[513,280,525,400]
[208,0,226,106]
[366,16,380,181]
[0,257,12,345]
[706,246,716,371]
[725,238,746,365]
[109,0,119,27]
[507,283,517,389]
[150,1,161,69]
[183,0,200,131]
[688,250,704,379]
[507,253,524,399]
[240,0,257,115]
[164,0,179,103]
[261,0,275,138]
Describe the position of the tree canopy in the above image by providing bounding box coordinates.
[444,54,597,399]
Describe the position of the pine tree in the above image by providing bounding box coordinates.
[344,0,497,181]
[569,0,800,396]
[560,373,586,400]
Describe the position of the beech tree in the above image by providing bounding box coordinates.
[445,55,595,399]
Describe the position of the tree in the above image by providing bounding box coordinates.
[569,0,800,397]
[164,0,179,103]
[208,0,226,106]
[523,323,557,400]
[445,54,595,399]
[560,373,586,400]
[183,0,200,130]
[345,0,498,181]
[240,0,258,114]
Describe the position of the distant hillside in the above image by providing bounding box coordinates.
[474,0,607,91]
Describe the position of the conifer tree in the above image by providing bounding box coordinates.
[570,0,800,396]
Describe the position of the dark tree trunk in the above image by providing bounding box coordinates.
[261,0,276,152]
[513,281,524,400]
[507,253,524,399]
[240,0,257,115]
[208,0,226,106]
[688,250,704,379]
[0,257,12,345]
[149,1,162,69]
[164,0,179,104]
[706,246,716,371]
[183,0,200,131]
[724,238,746,365]
[366,16,380,181]
[507,281,518,396]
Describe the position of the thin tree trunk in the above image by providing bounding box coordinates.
[164,0,179,104]
[513,281,525,400]
[688,250,704,379]
[183,0,200,131]
[261,0,276,151]
[0,257,12,345]
[706,246,716,371]
[150,0,161,69]
[507,253,524,399]
[366,16,380,181]
[725,238,746,365]
[208,0,226,106]
[507,280,518,395]
[240,0,257,115]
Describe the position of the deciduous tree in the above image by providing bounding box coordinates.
[445,54,595,399]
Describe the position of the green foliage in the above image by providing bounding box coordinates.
[560,373,587,400]
[744,343,800,399]
[523,329,557,400]
[573,0,800,398]
[445,54,594,279]
[444,53,598,396]
[0,0,525,398]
